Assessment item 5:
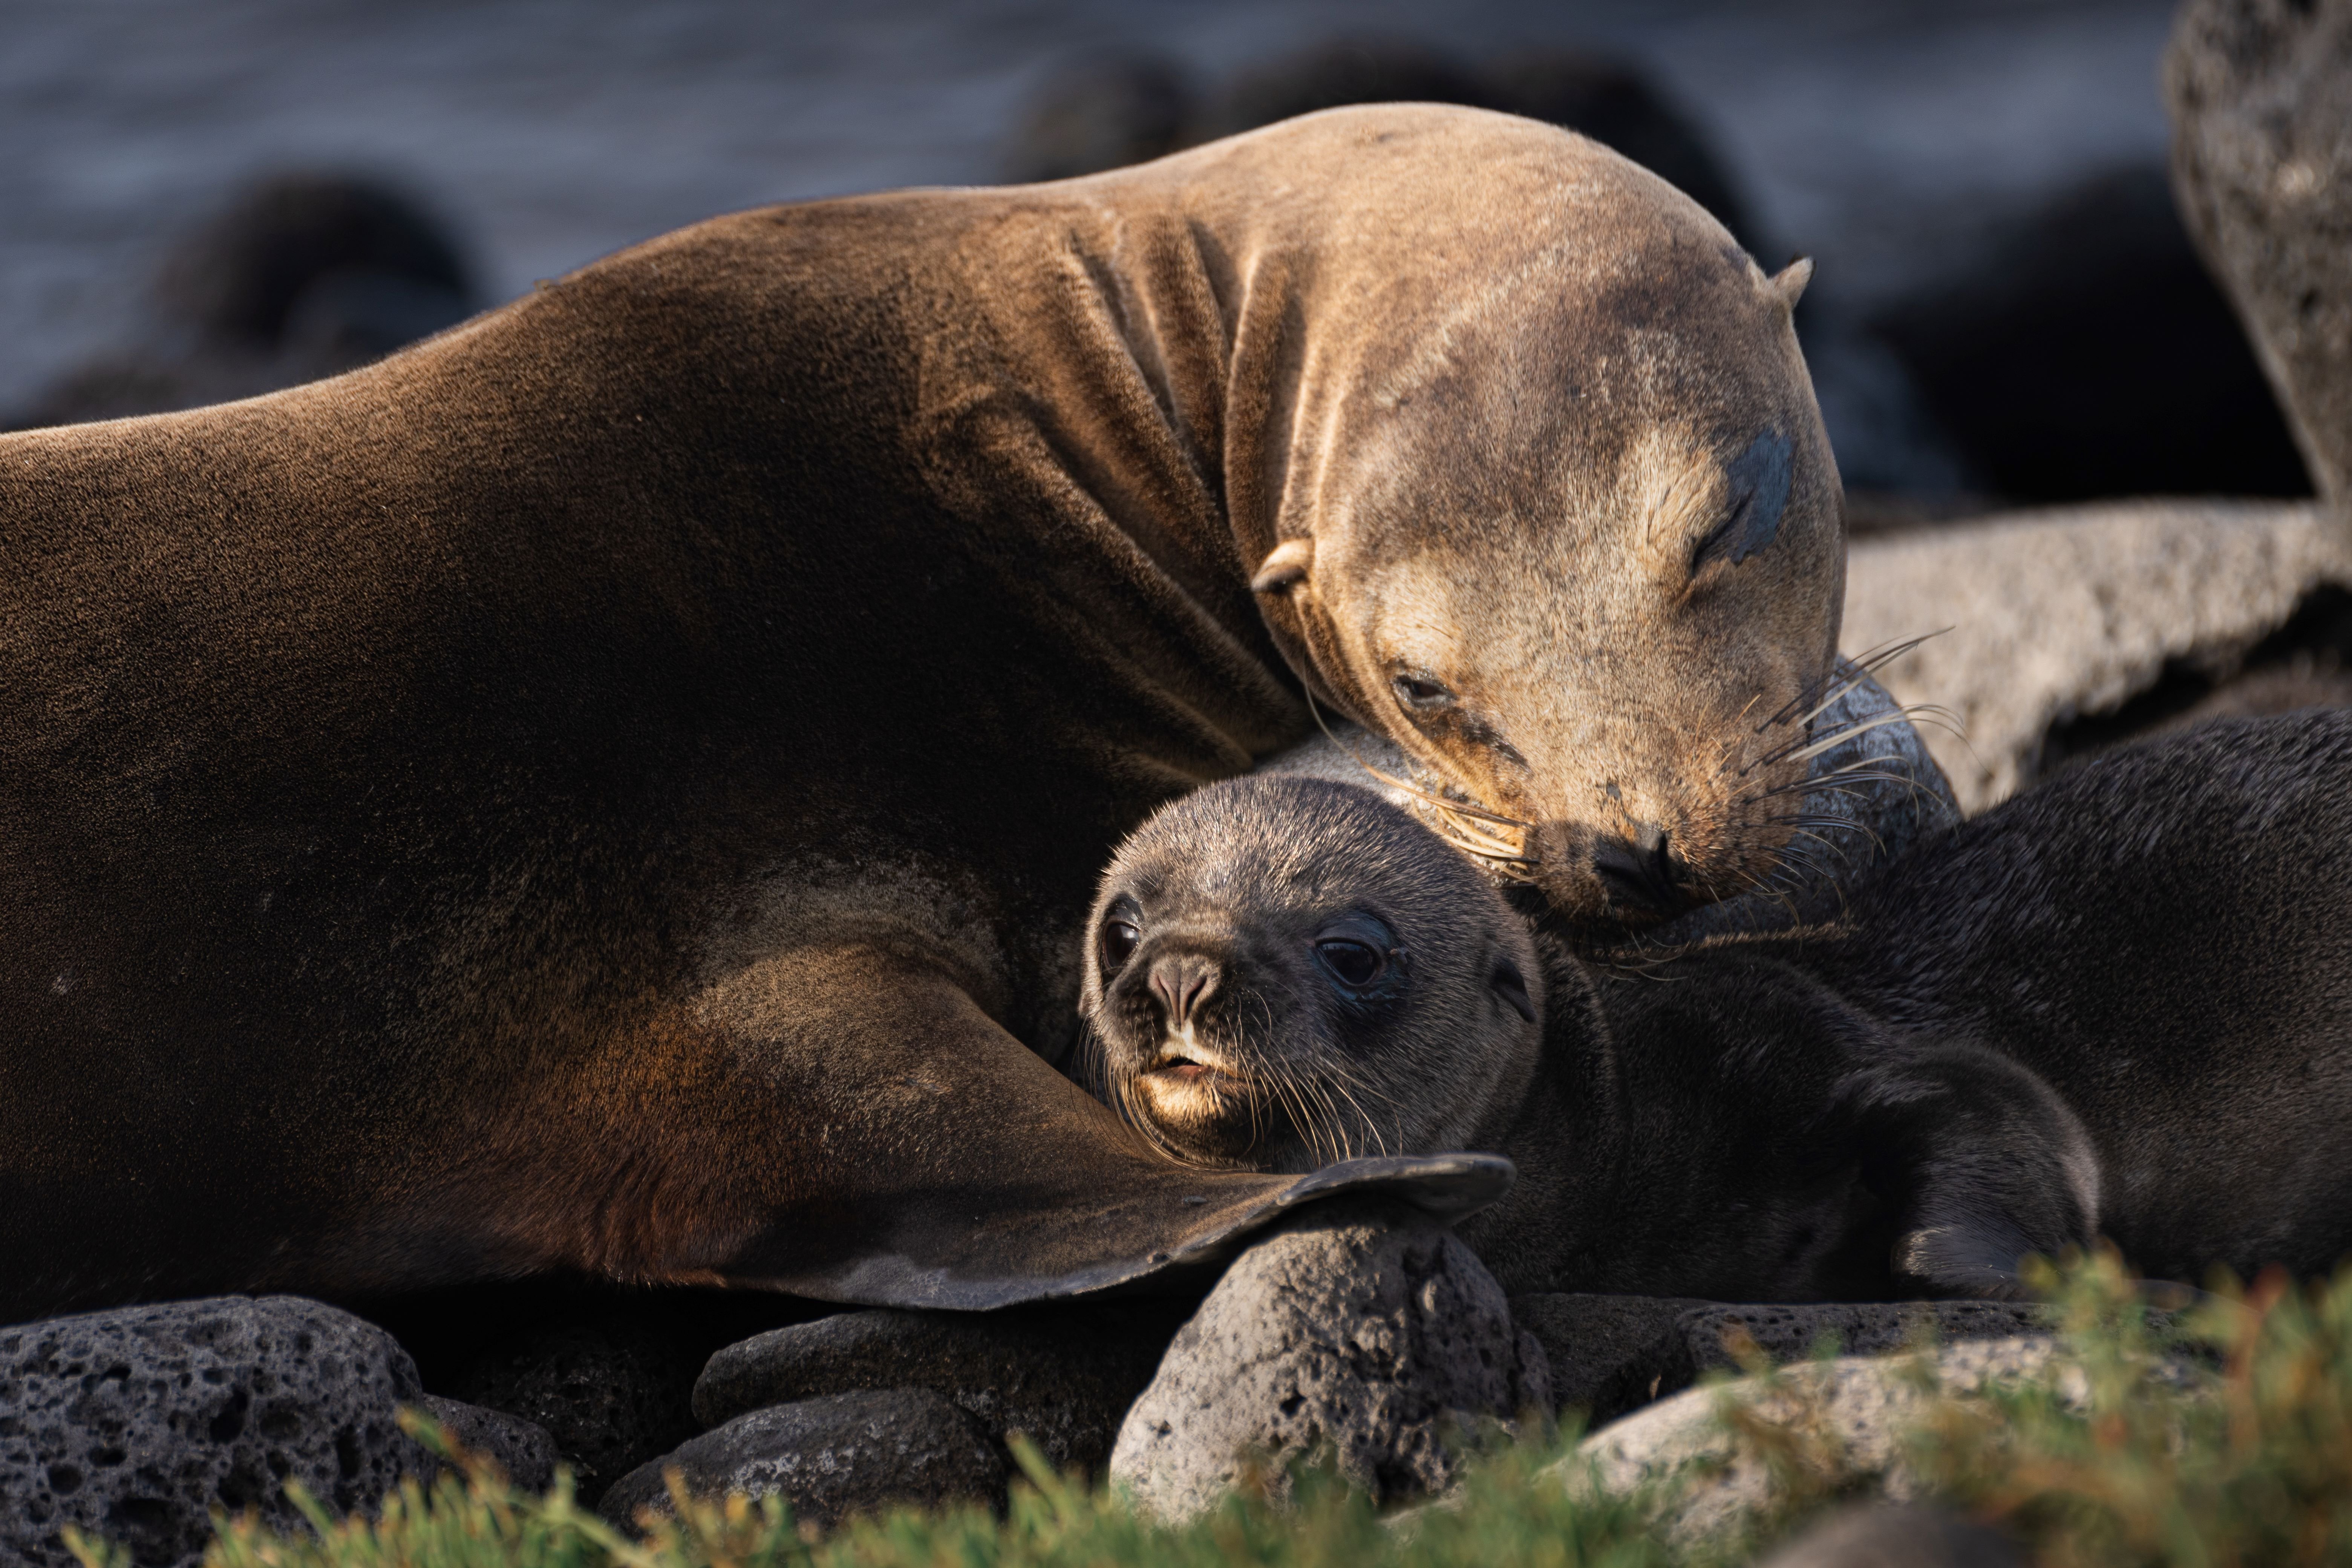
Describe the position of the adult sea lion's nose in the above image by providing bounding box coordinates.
[1592,822,1693,918]
[1148,952,1220,1028]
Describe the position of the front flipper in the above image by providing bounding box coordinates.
[677,940,1513,1309]
[1838,1046,2102,1299]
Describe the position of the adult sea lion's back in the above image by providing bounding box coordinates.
[0,104,1839,1316]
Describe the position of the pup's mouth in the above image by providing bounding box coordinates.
[1142,1046,1247,1088]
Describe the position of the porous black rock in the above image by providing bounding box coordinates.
[1512,1294,2050,1428]
[413,1395,558,1493]
[2168,0,2352,504]
[693,1300,1187,1479]
[1109,1198,1549,1521]
[599,1388,1008,1533]
[1658,1302,2052,1392]
[0,1295,434,1568]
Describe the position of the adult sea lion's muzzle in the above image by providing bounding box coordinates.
[1591,822,1698,920]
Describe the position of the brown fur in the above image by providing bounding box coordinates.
[0,105,1832,1317]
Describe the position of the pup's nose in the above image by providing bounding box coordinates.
[1147,952,1221,1029]
[1591,822,1693,919]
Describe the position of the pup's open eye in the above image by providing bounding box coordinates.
[1392,674,1454,710]
[1315,939,1384,988]
[1100,920,1140,971]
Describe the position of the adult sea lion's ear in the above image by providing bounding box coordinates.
[1765,256,1813,312]
[1251,538,1315,594]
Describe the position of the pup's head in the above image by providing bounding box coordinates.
[1081,775,1542,1171]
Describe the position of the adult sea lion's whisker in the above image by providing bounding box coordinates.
[1785,826,1854,866]
[1850,629,1949,679]
[1754,631,1948,738]
[1763,709,1922,771]
[1741,768,1917,806]
[1899,704,1971,742]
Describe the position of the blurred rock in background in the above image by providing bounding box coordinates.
[1000,36,1766,257]
[1000,51,1197,183]
[1844,499,2352,812]
[8,172,476,429]
[1866,162,2307,503]
[1841,0,2352,813]
[2169,0,2352,509]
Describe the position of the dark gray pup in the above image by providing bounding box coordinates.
[1082,712,2352,1299]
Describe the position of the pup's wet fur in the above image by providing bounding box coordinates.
[1086,712,2352,1298]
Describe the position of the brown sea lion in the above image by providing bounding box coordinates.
[1089,715,2352,1297]
[0,103,1836,1321]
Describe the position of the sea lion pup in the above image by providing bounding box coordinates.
[1087,712,2352,1299]
[0,104,1841,1320]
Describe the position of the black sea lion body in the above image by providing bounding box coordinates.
[0,105,1845,1319]
[1508,707,2352,1295]
[1089,713,2352,1299]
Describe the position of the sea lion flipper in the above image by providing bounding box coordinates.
[1842,1047,2103,1298]
[692,943,1512,1311]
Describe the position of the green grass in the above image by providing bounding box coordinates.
[60,1252,2352,1568]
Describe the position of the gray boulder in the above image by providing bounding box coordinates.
[0,1295,435,1568]
[413,1395,558,1493]
[693,1301,1184,1478]
[2168,0,2352,503]
[599,1387,1007,1533]
[1512,1295,2049,1429]
[1109,1198,1550,1521]
[1560,1336,2205,1548]
[1844,499,2352,811]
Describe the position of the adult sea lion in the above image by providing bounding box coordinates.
[0,104,1839,1321]
[1087,712,2352,1297]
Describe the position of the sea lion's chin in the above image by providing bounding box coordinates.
[1129,1052,1274,1167]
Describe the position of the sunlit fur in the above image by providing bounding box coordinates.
[1081,776,1542,1172]
[1237,157,1848,930]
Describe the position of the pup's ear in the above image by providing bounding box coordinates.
[1491,957,1536,1024]
[1765,256,1813,311]
[1251,537,1315,594]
